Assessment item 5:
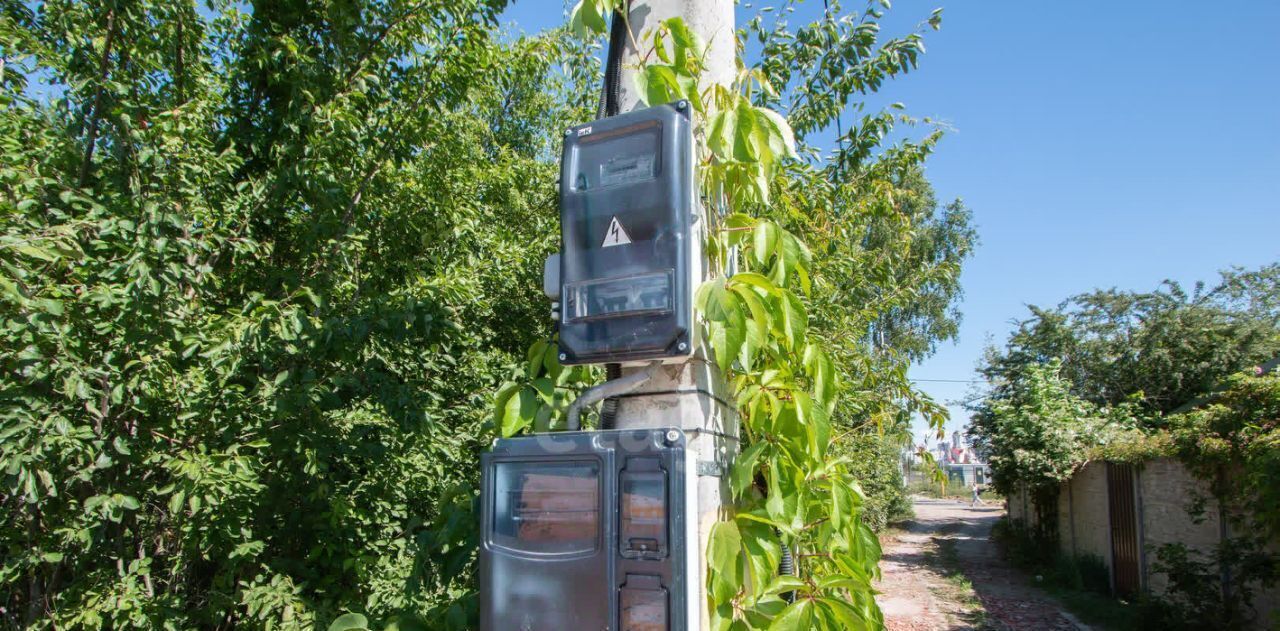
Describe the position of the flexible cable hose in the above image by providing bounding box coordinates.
[600,363,623,429]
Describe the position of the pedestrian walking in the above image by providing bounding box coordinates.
[970,482,984,507]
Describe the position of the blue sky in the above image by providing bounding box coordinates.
[503,1,1280,445]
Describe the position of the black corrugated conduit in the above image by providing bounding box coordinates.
[779,543,796,603]
[596,5,629,119]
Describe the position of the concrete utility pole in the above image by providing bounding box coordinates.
[617,0,736,114]
[612,1,738,628]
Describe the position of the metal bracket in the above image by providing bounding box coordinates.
[696,460,724,477]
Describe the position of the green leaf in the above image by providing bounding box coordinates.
[732,99,760,162]
[530,377,555,405]
[665,16,705,69]
[328,613,369,631]
[763,574,805,598]
[653,29,672,64]
[731,272,779,296]
[779,290,807,350]
[803,343,837,411]
[674,71,704,113]
[765,457,786,523]
[724,213,757,246]
[732,285,770,330]
[168,490,185,515]
[731,441,767,498]
[738,519,782,599]
[702,280,748,373]
[831,479,846,530]
[527,339,547,379]
[37,298,64,315]
[755,107,798,160]
[707,520,743,601]
[501,387,539,437]
[708,108,738,162]
[818,598,870,630]
[383,615,431,631]
[768,599,814,630]
[793,391,829,461]
[752,221,780,268]
[569,0,608,39]
[492,382,521,430]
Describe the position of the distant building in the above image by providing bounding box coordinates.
[907,431,992,487]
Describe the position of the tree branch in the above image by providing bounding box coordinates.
[78,4,120,188]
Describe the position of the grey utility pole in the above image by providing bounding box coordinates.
[612,1,738,628]
[477,3,741,629]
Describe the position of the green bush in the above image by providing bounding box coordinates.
[1147,539,1279,631]
[843,433,913,531]
[0,3,596,627]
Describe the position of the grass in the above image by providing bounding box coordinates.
[906,479,1004,502]
[1044,586,1146,630]
[989,518,1148,630]
[924,536,991,629]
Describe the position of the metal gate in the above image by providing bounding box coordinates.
[1107,463,1141,596]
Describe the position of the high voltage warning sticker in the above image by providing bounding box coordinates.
[601,216,632,247]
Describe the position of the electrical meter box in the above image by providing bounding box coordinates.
[558,103,696,365]
[480,428,691,631]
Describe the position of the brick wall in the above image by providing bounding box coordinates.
[1002,458,1279,628]
[1066,463,1111,566]
[1137,458,1221,594]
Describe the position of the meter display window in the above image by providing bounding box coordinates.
[490,461,600,554]
[571,121,662,191]
[620,459,668,558]
[564,271,673,323]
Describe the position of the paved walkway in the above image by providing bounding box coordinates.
[877,497,1088,631]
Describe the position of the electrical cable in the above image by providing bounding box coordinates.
[600,363,623,428]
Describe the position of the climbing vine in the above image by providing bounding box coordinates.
[500,3,916,627]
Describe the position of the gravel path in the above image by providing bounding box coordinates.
[877,496,1090,631]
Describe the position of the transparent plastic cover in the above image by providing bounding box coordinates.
[620,577,668,631]
[490,461,599,554]
[571,121,661,191]
[564,271,673,323]
[620,466,667,558]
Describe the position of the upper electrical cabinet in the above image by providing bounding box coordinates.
[558,103,695,365]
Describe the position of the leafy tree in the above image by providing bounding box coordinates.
[980,265,1280,416]
[970,271,1280,624]
[968,361,1101,498]
[1169,371,1280,536]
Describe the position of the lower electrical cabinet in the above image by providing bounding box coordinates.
[480,429,690,630]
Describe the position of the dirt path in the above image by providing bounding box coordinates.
[877,497,1089,631]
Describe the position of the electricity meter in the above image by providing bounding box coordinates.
[557,103,696,365]
[479,428,692,631]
